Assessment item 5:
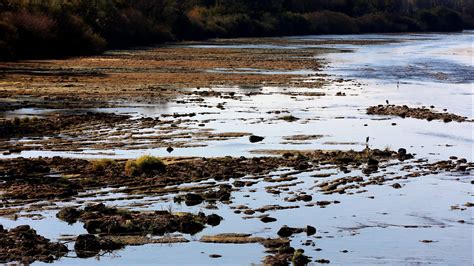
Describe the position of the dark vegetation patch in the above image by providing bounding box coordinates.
[56,203,221,236]
[56,203,222,258]
[0,0,472,60]
[0,225,68,264]
[367,105,470,123]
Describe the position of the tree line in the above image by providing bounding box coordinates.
[1,0,472,60]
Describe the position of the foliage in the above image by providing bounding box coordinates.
[0,0,471,60]
[91,159,115,174]
[125,155,166,177]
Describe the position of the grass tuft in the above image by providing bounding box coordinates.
[125,155,166,177]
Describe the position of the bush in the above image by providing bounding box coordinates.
[91,159,115,174]
[417,7,464,32]
[125,155,166,177]
[4,10,58,57]
[304,11,359,34]
[0,0,471,60]
[0,20,17,60]
[357,13,421,33]
[98,8,172,48]
[53,13,106,55]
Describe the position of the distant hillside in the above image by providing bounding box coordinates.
[1,0,473,60]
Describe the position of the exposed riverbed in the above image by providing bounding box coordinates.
[0,31,472,265]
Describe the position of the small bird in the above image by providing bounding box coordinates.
[386,100,389,105]
[166,147,174,153]
[397,81,400,89]
[366,136,370,143]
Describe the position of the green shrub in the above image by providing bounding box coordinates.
[91,159,115,173]
[125,155,166,177]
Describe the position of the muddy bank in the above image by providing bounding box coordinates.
[0,112,129,139]
[0,109,257,155]
[0,149,403,202]
[367,105,470,122]
[0,42,329,110]
[199,233,312,265]
[1,148,471,215]
[0,224,67,264]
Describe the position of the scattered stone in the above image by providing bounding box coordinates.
[261,216,277,223]
[392,183,402,189]
[306,225,317,236]
[315,259,331,264]
[296,194,313,202]
[249,135,265,143]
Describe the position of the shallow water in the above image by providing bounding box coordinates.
[1,32,473,265]
[2,33,472,161]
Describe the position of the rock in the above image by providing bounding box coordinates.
[243,209,255,215]
[398,148,407,156]
[209,254,222,258]
[363,165,378,175]
[296,194,312,202]
[179,220,205,235]
[392,183,402,189]
[10,224,31,232]
[278,226,296,238]
[74,234,123,258]
[368,158,379,166]
[277,226,308,238]
[315,259,330,264]
[397,148,413,160]
[316,201,331,207]
[206,214,223,226]
[233,180,246,187]
[56,207,83,224]
[278,246,295,254]
[184,193,204,206]
[306,225,316,236]
[74,234,101,258]
[249,135,265,143]
[261,216,277,223]
[292,249,310,266]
